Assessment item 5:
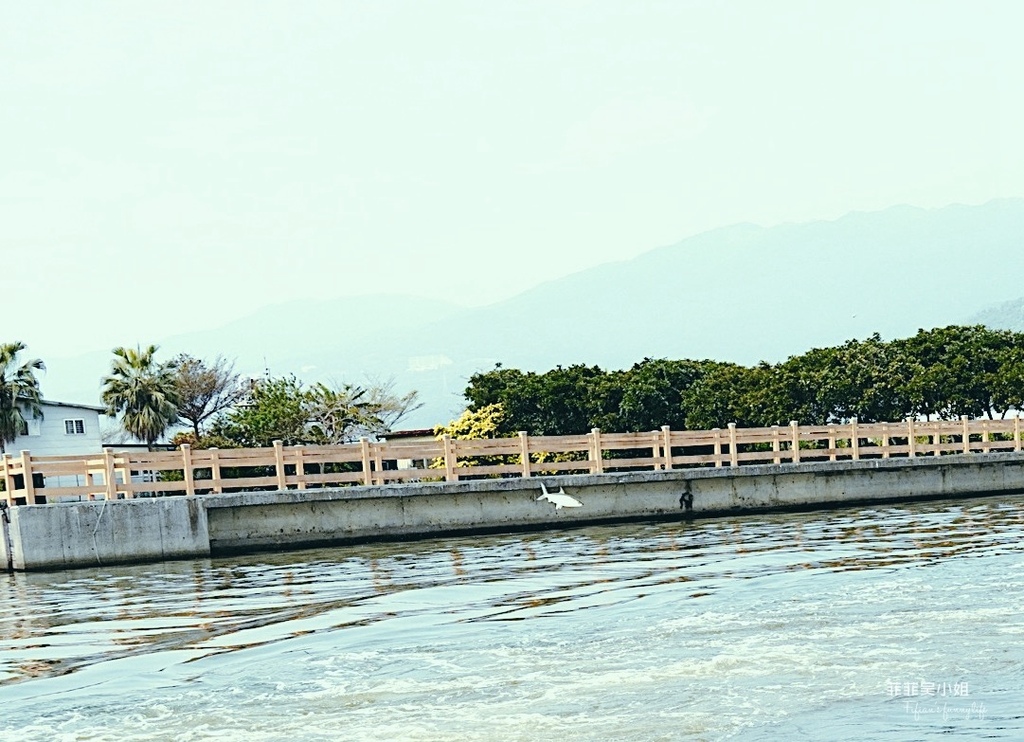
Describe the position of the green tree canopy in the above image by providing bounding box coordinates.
[464,364,609,436]
[0,342,45,453]
[618,358,726,431]
[897,325,1023,420]
[212,375,421,447]
[459,325,1024,434]
[214,375,309,447]
[682,363,767,429]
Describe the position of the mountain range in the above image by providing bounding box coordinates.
[42,198,1024,429]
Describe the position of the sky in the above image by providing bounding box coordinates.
[3,0,1023,361]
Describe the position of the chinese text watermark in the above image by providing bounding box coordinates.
[885,679,986,722]
[886,679,969,698]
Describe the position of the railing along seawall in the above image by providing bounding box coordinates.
[2,415,1022,505]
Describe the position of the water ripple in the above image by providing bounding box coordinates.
[1,494,1023,740]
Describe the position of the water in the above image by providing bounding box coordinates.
[1,495,1022,741]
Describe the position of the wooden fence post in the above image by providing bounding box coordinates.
[662,426,673,470]
[790,421,800,464]
[850,417,860,461]
[982,420,991,453]
[181,444,195,496]
[442,434,456,482]
[881,423,890,459]
[273,440,287,490]
[118,453,134,499]
[294,445,307,490]
[828,426,837,461]
[590,428,603,474]
[907,419,916,458]
[518,431,531,478]
[728,423,739,467]
[210,448,223,494]
[961,415,970,454]
[2,454,13,506]
[360,438,373,485]
[712,428,723,467]
[103,448,117,500]
[1016,416,1022,453]
[373,443,384,484]
[19,451,34,502]
[772,426,781,464]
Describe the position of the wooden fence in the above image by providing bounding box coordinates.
[3,416,1022,506]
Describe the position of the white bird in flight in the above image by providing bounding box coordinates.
[537,483,583,510]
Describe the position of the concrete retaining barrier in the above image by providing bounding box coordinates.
[6,453,1024,571]
[3,497,210,571]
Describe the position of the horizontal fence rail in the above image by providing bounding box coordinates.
[3,416,1022,505]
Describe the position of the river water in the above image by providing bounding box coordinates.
[1,494,1021,741]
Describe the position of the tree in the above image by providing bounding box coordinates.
[0,342,45,454]
[173,354,245,437]
[988,343,1024,418]
[305,382,374,445]
[682,363,766,429]
[431,403,507,470]
[361,379,422,437]
[760,347,843,426]
[587,368,629,431]
[460,327,1024,435]
[101,345,180,446]
[308,379,422,443]
[517,364,606,435]
[831,335,921,423]
[464,365,533,434]
[898,326,1010,420]
[214,375,422,448]
[434,403,506,440]
[464,363,609,436]
[214,375,309,447]
[617,358,722,431]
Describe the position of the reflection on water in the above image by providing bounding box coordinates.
[1,495,1023,740]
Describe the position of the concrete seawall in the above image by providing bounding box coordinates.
[6,452,1024,571]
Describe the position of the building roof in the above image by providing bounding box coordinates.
[39,399,106,414]
[381,428,437,440]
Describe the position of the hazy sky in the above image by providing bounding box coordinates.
[4,1,1022,360]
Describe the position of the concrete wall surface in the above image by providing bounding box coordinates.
[8,497,210,571]
[202,474,687,552]
[204,453,1024,553]
[7,452,1024,571]
[684,453,1024,512]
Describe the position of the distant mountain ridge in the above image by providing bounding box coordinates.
[968,297,1024,332]
[41,199,1024,428]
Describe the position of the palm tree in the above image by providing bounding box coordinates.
[101,345,180,446]
[305,382,372,445]
[0,342,45,454]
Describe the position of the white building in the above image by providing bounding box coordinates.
[378,428,437,471]
[2,400,106,501]
[6,400,105,457]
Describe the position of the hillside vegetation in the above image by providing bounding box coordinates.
[459,326,1024,436]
